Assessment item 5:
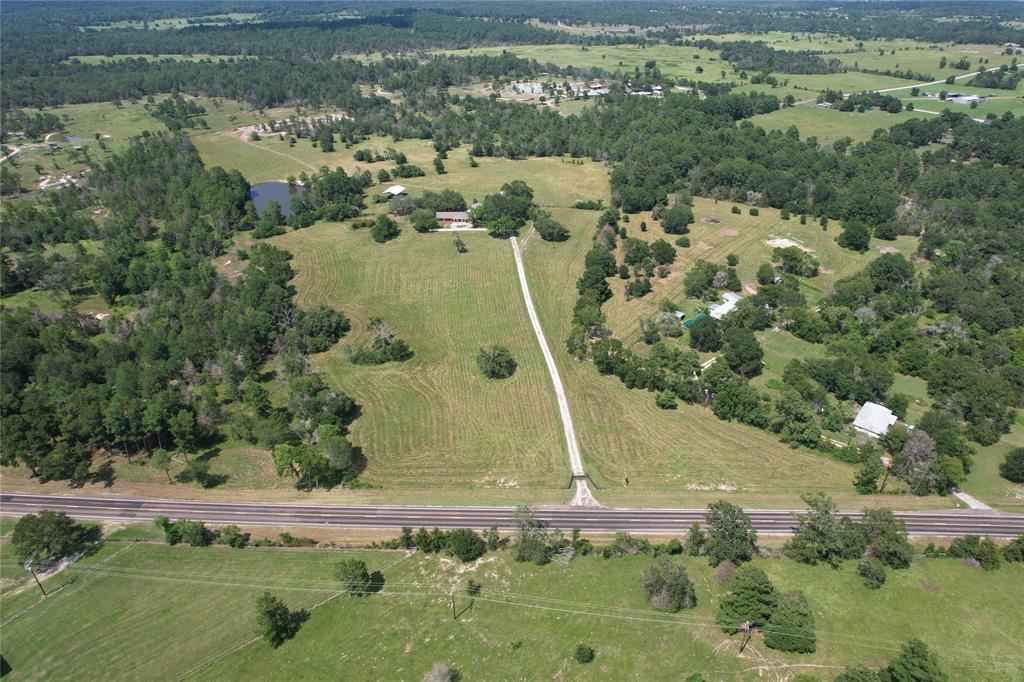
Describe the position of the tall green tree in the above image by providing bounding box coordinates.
[717,564,777,633]
[704,501,758,566]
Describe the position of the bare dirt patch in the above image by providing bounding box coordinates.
[700,216,721,224]
[695,241,711,251]
[765,237,812,252]
[877,245,899,254]
[717,228,739,237]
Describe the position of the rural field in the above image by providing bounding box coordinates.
[597,197,917,348]
[267,221,570,490]
[2,530,1022,681]
[439,43,730,83]
[520,205,938,510]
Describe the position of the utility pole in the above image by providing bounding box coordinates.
[450,586,456,621]
[27,563,47,597]
[738,621,751,653]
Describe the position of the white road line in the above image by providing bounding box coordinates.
[509,236,596,506]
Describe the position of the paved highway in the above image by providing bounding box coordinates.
[3,494,1023,537]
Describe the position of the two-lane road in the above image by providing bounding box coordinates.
[2,494,1023,537]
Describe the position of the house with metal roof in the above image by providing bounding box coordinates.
[853,402,898,438]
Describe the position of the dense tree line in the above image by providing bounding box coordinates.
[0,133,362,488]
[696,39,843,75]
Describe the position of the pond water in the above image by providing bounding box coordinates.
[250,181,305,218]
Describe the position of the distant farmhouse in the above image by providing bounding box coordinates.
[435,211,470,226]
[853,402,899,438]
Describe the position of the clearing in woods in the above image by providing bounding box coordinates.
[598,197,918,348]
[2,538,1022,680]
[260,150,611,491]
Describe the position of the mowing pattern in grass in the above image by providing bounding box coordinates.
[269,222,568,489]
[524,207,859,500]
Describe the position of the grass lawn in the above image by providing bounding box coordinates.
[962,412,1024,513]
[4,97,288,194]
[751,105,931,144]
[0,542,411,680]
[2,540,1020,680]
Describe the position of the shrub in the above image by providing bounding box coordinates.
[536,214,570,242]
[858,557,886,589]
[655,390,677,410]
[749,208,759,216]
[764,591,815,653]
[371,214,400,243]
[446,529,486,562]
[573,644,595,664]
[641,557,697,612]
[661,204,694,234]
[626,277,652,299]
[409,208,440,233]
[675,236,690,247]
[335,559,372,596]
[731,206,741,215]
[422,663,457,682]
[477,345,517,379]
[1003,536,1024,563]
[219,524,249,549]
[726,253,738,266]
[717,564,776,633]
[1000,448,1024,483]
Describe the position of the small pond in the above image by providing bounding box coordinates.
[250,181,306,218]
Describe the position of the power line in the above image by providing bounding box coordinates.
[48,563,1024,672]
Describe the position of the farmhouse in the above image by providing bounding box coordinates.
[852,402,898,438]
[709,292,743,320]
[816,101,833,109]
[435,211,470,225]
[384,184,407,197]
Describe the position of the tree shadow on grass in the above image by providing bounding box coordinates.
[175,447,228,489]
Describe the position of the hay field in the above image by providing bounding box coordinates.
[268,222,569,490]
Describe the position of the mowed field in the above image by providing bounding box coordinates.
[258,145,612,491]
[2,536,1022,681]
[522,205,896,508]
[269,221,568,490]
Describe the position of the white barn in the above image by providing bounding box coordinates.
[853,402,898,438]
[384,184,407,196]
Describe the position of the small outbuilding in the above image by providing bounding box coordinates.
[853,402,898,438]
[384,184,407,197]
